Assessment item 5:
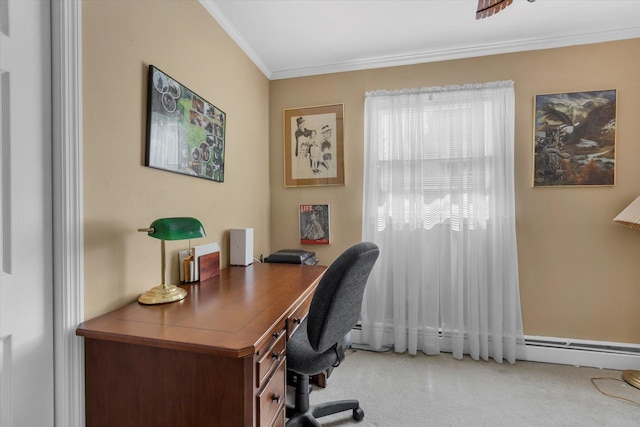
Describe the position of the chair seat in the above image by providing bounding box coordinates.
[287,318,351,376]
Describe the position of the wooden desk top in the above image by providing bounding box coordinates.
[76,263,326,358]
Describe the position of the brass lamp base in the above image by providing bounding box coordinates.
[138,284,187,305]
[622,370,640,389]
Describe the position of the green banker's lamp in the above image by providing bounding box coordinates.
[137,217,205,305]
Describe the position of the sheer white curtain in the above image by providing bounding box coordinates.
[361,81,524,363]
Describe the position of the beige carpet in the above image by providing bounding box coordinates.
[289,348,640,426]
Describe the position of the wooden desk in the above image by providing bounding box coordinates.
[76,263,326,427]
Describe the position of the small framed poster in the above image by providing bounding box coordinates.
[299,204,330,245]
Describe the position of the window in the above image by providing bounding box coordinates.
[361,81,523,363]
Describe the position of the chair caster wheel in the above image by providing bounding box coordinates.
[353,407,364,421]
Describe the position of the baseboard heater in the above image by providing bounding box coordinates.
[350,323,640,370]
[524,336,640,356]
[522,335,640,370]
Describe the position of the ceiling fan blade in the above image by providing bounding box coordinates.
[476,0,513,19]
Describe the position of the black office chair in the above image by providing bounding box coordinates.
[286,242,379,426]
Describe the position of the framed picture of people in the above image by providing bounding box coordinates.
[299,204,330,245]
[283,103,344,187]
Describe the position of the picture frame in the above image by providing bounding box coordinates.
[533,89,616,187]
[299,204,330,245]
[284,104,344,187]
[145,65,226,182]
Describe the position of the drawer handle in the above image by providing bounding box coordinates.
[273,331,280,339]
[293,317,302,324]
[272,394,281,403]
[271,351,279,360]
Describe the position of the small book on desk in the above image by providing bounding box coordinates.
[180,242,220,282]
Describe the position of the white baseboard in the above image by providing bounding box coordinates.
[521,335,640,371]
[350,328,640,371]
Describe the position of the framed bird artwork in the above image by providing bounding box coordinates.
[533,89,617,187]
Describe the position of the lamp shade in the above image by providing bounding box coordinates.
[613,196,640,230]
[143,217,206,240]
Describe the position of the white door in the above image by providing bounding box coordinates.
[0,0,54,426]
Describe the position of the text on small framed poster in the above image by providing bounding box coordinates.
[299,204,330,245]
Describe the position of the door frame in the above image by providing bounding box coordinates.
[52,1,84,426]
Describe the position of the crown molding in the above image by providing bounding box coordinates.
[270,27,640,80]
[199,0,272,79]
[200,0,640,81]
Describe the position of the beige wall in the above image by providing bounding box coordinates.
[81,0,640,344]
[269,39,640,344]
[83,0,270,318]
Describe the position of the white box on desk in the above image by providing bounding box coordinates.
[230,228,253,266]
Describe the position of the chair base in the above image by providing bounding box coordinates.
[286,373,364,426]
[286,400,364,427]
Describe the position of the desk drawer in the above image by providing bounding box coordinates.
[287,295,313,338]
[257,358,286,427]
[270,406,285,427]
[256,329,286,388]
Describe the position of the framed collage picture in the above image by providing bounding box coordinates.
[145,65,226,182]
[284,104,344,187]
[299,204,330,245]
[533,89,616,187]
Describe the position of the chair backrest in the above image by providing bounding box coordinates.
[306,242,379,353]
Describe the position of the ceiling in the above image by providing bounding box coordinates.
[201,0,640,80]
